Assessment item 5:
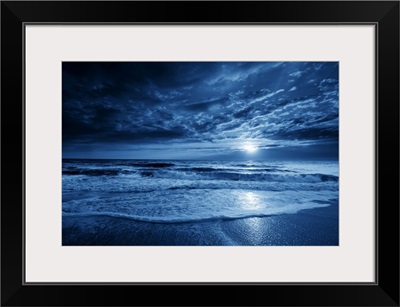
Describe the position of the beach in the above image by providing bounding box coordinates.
[62,199,338,246]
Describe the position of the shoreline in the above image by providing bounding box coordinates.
[62,200,338,246]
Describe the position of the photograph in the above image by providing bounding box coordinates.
[62,61,339,246]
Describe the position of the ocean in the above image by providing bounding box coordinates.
[62,159,339,245]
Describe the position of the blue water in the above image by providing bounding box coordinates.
[62,159,338,224]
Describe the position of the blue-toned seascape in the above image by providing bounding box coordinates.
[62,159,338,246]
[62,61,339,245]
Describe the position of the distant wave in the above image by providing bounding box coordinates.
[129,162,175,168]
[63,167,338,183]
[178,167,217,172]
[62,211,271,224]
[63,169,121,176]
[138,170,338,183]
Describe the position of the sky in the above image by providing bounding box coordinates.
[62,62,338,160]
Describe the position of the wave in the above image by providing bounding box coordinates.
[175,167,287,173]
[129,162,175,168]
[138,170,338,183]
[62,211,271,224]
[62,187,336,225]
[63,169,121,176]
[178,167,216,172]
[62,203,332,224]
[63,166,338,183]
[62,160,338,230]
[62,180,339,195]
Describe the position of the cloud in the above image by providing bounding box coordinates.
[62,62,339,159]
[289,71,303,78]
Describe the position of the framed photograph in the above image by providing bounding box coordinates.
[1,1,399,306]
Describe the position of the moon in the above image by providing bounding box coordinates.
[243,144,258,153]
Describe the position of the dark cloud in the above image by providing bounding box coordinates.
[274,127,339,141]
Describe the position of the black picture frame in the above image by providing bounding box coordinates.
[1,1,399,306]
